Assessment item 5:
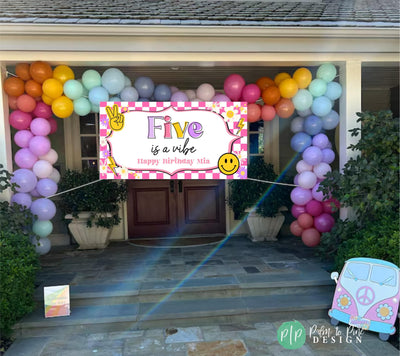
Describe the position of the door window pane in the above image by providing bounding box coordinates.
[80,137,97,157]
[79,114,96,134]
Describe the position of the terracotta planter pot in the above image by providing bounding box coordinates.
[65,212,112,249]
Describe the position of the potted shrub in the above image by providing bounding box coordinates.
[58,168,127,249]
[228,156,292,241]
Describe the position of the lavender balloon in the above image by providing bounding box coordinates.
[11,192,32,208]
[322,148,335,164]
[14,130,33,148]
[11,169,37,193]
[312,182,326,202]
[290,187,313,206]
[29,136,51,156]
[312,133,329,149]
[313,162,332,179]
[36,178,58,197]
[30,198,56,221]
[14,148,37,169]
[170,91,189,102]
[212,94,231,102]
[302,146,323,166]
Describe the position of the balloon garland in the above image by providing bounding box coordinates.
[3,61,342,252]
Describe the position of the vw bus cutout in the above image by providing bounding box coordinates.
[329,257,400,341]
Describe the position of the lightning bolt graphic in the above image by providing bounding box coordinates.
[108,157,117,176]
[236,118,245,135]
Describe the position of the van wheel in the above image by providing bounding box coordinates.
[379,333,389,341]
[330,318,339,326]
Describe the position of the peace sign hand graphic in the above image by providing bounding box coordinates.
[106,104,125,131]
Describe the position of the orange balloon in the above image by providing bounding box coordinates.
[247,103,261,123]
[275,98,295,119]
[4,77,25,97]
[17,94,37,113]
[8,95,18,110]
[30,61,53,84]
[262,86,280,106]
[53,65,75,84]
[297,213,314,229]
[25,80,43,98]
[42,94,54,105]
[42,78,64,99]
[274,72,291,86]
[279,78,299,99]
[290,220,304,237]
[293,67,312,89]
[15,63,31,81]
[256,77,275,91]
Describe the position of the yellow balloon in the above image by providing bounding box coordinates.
[293,68,312,89]
[42,93,54,105]
[279,78,299,99]
[274,72,291,86]
[42,78,63,99]
[52,95,73,118]
[53,65,75,85]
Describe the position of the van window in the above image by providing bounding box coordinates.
[371,265,397,286]
[344,262,370,281]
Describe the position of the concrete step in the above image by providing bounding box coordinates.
[14,291,333,337]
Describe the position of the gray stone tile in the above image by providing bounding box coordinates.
[165,327,203,343]
[4,337,49,356]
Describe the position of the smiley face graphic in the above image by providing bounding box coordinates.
[218,153,240,175]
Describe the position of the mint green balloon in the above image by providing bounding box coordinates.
[308,79,327,97]
[32,220,53,238]
[78,79,89,97]
[292,89,313,111]
[82,69,101,91]
[64,80,84,100]
[91,102,100,113]
[74,97,91,116]
[317,63,337,82]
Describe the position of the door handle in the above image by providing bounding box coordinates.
[170,180,174,193]
[178,180,183,193]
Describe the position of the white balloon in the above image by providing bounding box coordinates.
[48,168,61,183]
[196,83,215,101]
[185,90,196,100]
[32,236,51,255]
[296,160,313,174]
[39,149,58,165]
[313,162,332,179]
[33,160,53,179]
[298,171,317,189]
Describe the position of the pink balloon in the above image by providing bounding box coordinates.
[33,102,52,119]
[11,192,32,208]
[298,171,317,189]
[261,105,276,121]
[14,130,34,148]
[10,168,37,193]
[14,148,38,169]
[47,117,58,134]
[241,84,261,104]
[305,199,323,217]
[322,148,335,164]
[302,146,323,166]
[224,74,245,101]
[9,110,32,130]
[30,118,51,136]
[290,187,312,206]
[291,204,306,218]
[313,162,332,179]
[212,94,231,102]
[301,228,321,247]
[314,213,335,233]
[29,136,51,156]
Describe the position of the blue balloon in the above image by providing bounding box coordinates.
[311,96,332,117]
[304,115,323,136]
[138,98,150,102]
[134,77,154,99]
[101,68,125,95]
[120,86,139,101]
[154,84,172,101]
[88,86,109,106]
[109,96,121,102]
[290,132,312,153]
[325,82,342,101]
[321,110,340,130]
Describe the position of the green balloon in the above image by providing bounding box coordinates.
[74,97,91,116]
[317,63,337,82]
[308,79,327,97]
[64,80,84,100]
[82,69,101,91]
[32,220,53,238]
[292,89,313,111]
[78,79,89,96]
[91,102,100,113]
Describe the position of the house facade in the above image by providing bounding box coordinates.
[0,0,399,246]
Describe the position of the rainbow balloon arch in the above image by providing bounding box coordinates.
[3,62,342,254]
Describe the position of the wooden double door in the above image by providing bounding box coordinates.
[127,180,226,238]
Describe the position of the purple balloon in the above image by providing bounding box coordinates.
[30,118,51,136]
[212,94,231,102]
[29,136,51,156]
[290,187,313,206]
[312,182,326,202]
[293,174,299,185]
[14,148,38,169]
[314,213,335,232]
[36,178,58,197]
[14,130,34,148]
[312,133,329,149]
[170,91,189,102]
[11,192,32,208]
[30,198,56,221]
[30,188,41,197]
[291,204,306,218]
[33,102,53,119]
[224,74,245,101]
[322,148,335,164]
[302,146,323,166]
[241,84,261,104]
[11,169,37,193]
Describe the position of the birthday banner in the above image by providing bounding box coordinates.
[99,102,247,179]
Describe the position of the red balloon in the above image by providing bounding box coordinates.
[305,200,323,217]
[247,103,261,123]
[8,95,18,110]
[291,204,306,218]
[321,198,340,214]
[275,98,295,119]
[314,213,335,233]
[47,117,58,134]
[290,220,303,237]
[301,228,321,247]
[298,213,314,229]
[9,110,32,130]
[33,102,53,119]
[261,105,276,121]
[17,94,37,113]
